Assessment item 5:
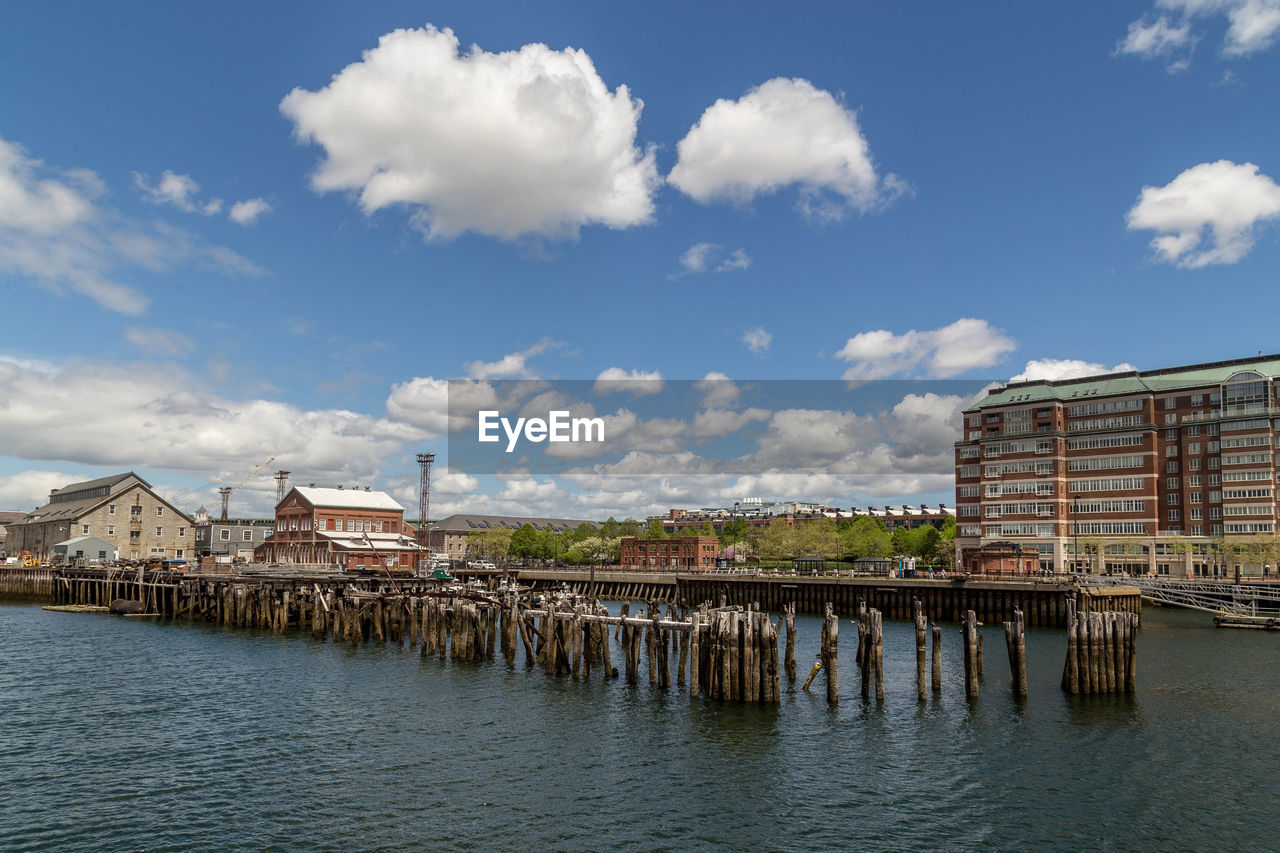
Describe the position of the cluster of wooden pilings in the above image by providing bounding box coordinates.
[1061,598,1138,695]
[27,567,1146,704]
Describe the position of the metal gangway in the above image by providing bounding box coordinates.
[1079,574,1280,617]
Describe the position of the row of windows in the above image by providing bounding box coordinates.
[80,524,186,537]
[1068,477,1146,492]
[218,529,256,542]
[1222,505,1274,517]
[1224,453,1272,465]
[1221,435,1270,448]
[958,485,980,497]
[985,461,1053,477]
[1067,454,1144,471]
[1071,522,1150,534]
[958,446,979,458]
[1225,522,1275,533]
[1220,417,1271,431]
[983,439,1053,456]
[1067,399,1144,417]
[959,465,979,479]
[985,523,1056,537]
[986,481,1053,497]
[1073,499,1147,513]
[1067,434,1145,450]
[1068,415,1146,432]
[105,504,168,517]
[1222,487,1273,499]
[985,502,1055,517]
[1222,469,1271,481]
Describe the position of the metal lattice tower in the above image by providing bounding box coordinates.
[218,487,233,522]
[274,470,290,504]
[416,452,435,549]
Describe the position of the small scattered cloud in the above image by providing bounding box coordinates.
[1009,359,1139,383]
[668,77,907,221]
[594,367,664,396]
[1126,160,1280,267]
[716,249,751,272]
[134,170,223,215]
[124,326,195,358]
[741,327,772,354]
[229,198,271,225]
[464,338,562,380]
[0,137,260,315]
[836,318,1016,379]
[670,242,753,278]
[280,25,658,242]
[1117,1,1280,68]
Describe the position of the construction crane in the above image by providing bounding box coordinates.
[218,456,276,521]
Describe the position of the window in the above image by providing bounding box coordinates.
[1188,458,1202,471]
[1164,397,1177,409]
[108,504,116,515]
[347,520,355,531]
[1188,475,1202,487]
[1190,508,1203,520]
[1164,414,1177,425]
[156,507,164,517]
[156,527,163,536]
[1191,492,1202,503]
[1191,394,1203,406]
[107,525,115,535]
[1166,478,1180,489]
[1187,443,1200,454]
[81,524,90,534]
[1166,445,1179,456]
[1190,525,1203,536]
[176,549,184,558]
[243,529,252,541]
[1167,494,1180,505]
[220,529,230,541]
[1168,509,1180,521]
[1188,425,1200,437]
[1166,461,1179,473]
[178,527,185,536]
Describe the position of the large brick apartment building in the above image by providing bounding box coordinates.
[956,354,1280,577]
[259,486,423,569]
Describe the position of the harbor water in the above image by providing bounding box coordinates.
[1,602,1276,851]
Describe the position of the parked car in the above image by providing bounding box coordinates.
[469,560,496,570]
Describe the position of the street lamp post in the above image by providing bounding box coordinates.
[1072,494,1081,575]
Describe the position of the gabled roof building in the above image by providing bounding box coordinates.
[6,472,194,562]
[258,485,424,569]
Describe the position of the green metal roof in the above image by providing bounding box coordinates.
[970,354,1280,411]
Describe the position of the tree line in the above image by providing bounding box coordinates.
[461,514,957,567]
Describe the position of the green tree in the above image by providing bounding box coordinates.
[509,524,540,559]
[644,519,668,539]
[599,517,620,539]
[471,528,513,562]
[842,516,891,560]
[757,518,798,562]
[796,518,840,559]
[618,517,643,537]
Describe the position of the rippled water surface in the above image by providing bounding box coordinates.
[1,602,1277,851]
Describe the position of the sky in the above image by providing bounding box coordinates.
[1,1,1279,522]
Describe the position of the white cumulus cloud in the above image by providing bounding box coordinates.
[1126,160,1280,267]
[1009,359,1139,383]
[671,242,752,278]
[133,170,223,215]
[229,198,271,225]
[742,327,772,354]
[280,25,659,242]
[594,367,664,396]
[0,138,260,315]
[1118,0,1280,67]
[837,318,1016,379]
[668,77,907,220]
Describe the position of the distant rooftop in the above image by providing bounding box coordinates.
[290,486,404,512]
[433,513,596,533]
[973,353,1280,410]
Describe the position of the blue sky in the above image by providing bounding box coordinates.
[1,1,1278,520]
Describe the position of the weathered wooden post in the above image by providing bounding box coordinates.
[784,602,797,682]
[822,603,839,705]
[931,624,942,692]
[963,609,980,699]
[914,599,927,703]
